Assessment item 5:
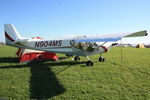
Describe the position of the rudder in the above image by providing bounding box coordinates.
[4,24,22,44]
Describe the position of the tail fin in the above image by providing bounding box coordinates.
[4,24,22,45]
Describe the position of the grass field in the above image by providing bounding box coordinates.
[0,45,150,100]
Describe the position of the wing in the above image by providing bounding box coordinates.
[73,30,148,42]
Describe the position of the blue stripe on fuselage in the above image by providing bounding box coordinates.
[75,37,121,42]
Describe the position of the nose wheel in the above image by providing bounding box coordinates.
[99,56,105,62]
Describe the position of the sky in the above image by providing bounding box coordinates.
[0,0,150,44]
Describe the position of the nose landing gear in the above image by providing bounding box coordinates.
[99,53,105,62]
[99,56,105,62]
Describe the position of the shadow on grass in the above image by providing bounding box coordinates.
[29,62,66,99]
[0,57,19,63]
[0,56,67,64]
[0,57,85,99]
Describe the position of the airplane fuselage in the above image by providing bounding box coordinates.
[8,39,109,56]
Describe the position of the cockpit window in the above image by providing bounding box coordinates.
[70,40,98,51]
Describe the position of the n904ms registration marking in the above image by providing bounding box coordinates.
[35,40,62,48]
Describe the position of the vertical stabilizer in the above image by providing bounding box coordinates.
[4,24,22,44]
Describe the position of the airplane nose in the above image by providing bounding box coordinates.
[101,46,108,52]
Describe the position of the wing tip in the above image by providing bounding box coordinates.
[145,32,148,36]
[144,30,148,36]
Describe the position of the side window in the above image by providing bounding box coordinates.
[70,40,98,51]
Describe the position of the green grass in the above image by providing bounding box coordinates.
[0,45,150,100]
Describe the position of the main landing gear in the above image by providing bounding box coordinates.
[74,56,94,66]
[73,55,105,66]
[74,56,80,61]
[86,56,94,66]
[86,60,94,66]
[86,55,105,66]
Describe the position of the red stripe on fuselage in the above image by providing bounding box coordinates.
[5,32,14,42]
[101,46,108,52]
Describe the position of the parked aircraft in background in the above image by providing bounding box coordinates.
[4,24,148,66]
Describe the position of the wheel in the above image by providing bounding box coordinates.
[86,60,94,66]
[99,57,105,62]
[74,56,80,61]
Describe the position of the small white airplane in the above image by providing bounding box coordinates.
[4,24,148,66]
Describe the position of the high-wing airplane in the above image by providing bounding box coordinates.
[4,24,148,66]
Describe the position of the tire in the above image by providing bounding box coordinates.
[86,60,94,66]
[74,56,80,61]
[99,57,105,62]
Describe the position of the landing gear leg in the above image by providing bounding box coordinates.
[99,54,105,62]
[86,56,94,66]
